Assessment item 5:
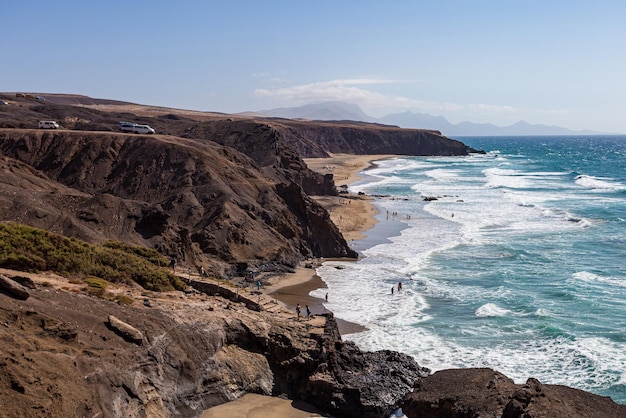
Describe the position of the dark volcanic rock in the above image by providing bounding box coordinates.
[270,314,430,418]
[402,368,626,418]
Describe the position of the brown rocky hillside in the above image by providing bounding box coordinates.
[0,93,478,275]
[0,129,352,277]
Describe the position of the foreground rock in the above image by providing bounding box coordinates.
[402,368,626,418]
[0,274,30,300]
[272,314,430,418]
[107,315,144,345]
[0,274,427,418]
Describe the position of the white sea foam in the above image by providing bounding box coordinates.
[316,146,626,402]
[424,168,462,182]
[533,308,551,317]
[570,271,626,289]
[575,174,626,191]
[346,322,626,394]
[475,303,510,317]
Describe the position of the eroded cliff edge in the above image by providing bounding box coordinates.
[0,271,428,418]
[0,128,357,277]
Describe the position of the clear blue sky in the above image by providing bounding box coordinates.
[4,1,626,132]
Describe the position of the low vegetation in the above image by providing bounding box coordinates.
[0,222,185,291]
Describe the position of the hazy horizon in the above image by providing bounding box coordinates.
[4,1,625,133]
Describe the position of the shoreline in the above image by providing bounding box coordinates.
[265,153,398,335]
[266,261,367,335]
[203,154,396,417]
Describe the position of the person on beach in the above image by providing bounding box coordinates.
[398,282,402,292]
[391,286,394,295]
[325,293,328,302]
[306,305,311,318]
[170,257,177,273]
[296,304,301,320]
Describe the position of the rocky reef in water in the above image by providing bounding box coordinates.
[402,368,626,418]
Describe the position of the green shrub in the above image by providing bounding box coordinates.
[0,222,184,292]
[114,294,134,305]
[85,277,109,289]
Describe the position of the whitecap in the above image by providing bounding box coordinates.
[475,303,510,317]
[575,174,626,191]
[571,271,626,288]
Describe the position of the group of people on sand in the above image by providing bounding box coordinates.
[295,303,312,320]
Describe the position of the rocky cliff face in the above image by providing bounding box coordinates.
[0,271,427,418]
[0,129,355,276]
[266,119,480,158]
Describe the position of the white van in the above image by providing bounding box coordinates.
[133,124,155,134]
[119,122,136,132]
[38,120,59,129]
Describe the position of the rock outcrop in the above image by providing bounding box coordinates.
[0,274,428,418]
[402,368,626,418]
[270,313,430,418]
[107,315,144,345]
[0,274,30,300]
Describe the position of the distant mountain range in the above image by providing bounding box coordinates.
[256,102,606,137]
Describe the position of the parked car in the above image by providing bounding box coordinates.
[38,120,59,129]
[119,122,136,132]
[0,101,8,105]
[119,121,155,134]
[133,124,155,134]
[35,96,46,102]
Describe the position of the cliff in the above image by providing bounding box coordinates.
[0,128,355,277]
[0,95,478,275]
[0,270,427,418]
[6,96,623,417]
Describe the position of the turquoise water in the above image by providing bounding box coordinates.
[312,136,626,404]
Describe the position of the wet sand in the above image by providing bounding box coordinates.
[267,264,367,335]
[264,153,398,336]
[304,153,395,242]
[201,393,325,418]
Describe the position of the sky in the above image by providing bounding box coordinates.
[4,1,626,133]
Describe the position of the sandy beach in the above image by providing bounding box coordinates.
[201,393,325,418]
[266,153,396,335]
[203,153,393,417]
[304,153,395,242]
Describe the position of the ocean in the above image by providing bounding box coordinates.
[311,135,626,404]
